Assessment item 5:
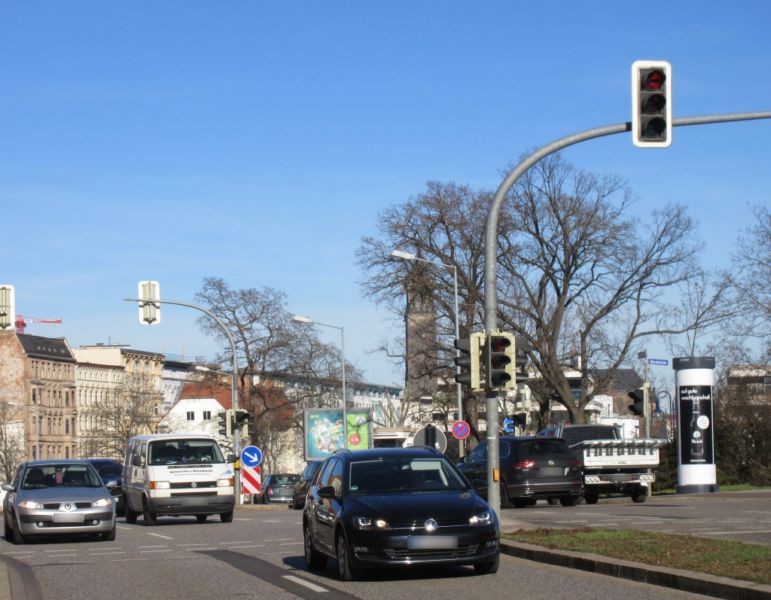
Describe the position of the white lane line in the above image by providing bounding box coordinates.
[147,532,174,540]
[139,549,174,554]
[138,544,168,548]
[279,542,303,547]
[263,538,293,542]
[179,543,209,547]
[283,575,328,593]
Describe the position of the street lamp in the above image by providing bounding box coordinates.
[292,315,347,448]
[390,249,464,456]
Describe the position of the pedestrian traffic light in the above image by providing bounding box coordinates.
[485,330,516,391]
[454,332,485,392]
[137,280,161,325]
[632,60,672,148]
[628,388,645,416]
[218,409,234,437]
[0,285,15,331]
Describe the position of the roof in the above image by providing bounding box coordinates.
[17,334,75,362]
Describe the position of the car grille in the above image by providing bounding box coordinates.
[169,491,217,497]
[42,502,93,510]
[389,518,468,530]
[169,481,217,489]
[384,544,479,560]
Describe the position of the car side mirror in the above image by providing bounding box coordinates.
[105,480,119,489]
[318,485,336,499]
[1,483,14,492]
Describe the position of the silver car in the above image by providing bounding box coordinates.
[2,460,117,544]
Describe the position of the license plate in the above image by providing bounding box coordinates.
[53,513,84,524]
[407,536,457,550]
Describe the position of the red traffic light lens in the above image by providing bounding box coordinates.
[642,69,666,91]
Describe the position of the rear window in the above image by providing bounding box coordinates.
[516,440,572,458]
[270,475,300,485]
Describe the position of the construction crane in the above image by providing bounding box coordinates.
[15,314,63,334]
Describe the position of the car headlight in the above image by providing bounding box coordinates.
[149,481,170,490]
[18,500,44,509]
[353,516,390,530]
[469,510,493,527]
[92,498,113,508]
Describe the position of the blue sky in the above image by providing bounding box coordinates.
[2,2,769,386]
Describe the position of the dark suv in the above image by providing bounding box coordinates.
[460,437,582,507]
[303,447,499,580]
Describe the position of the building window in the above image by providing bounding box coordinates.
[186,411,195,421]
[203,411,212,420]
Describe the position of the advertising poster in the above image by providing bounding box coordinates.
[304,408,372,461]
[678,385,714,465]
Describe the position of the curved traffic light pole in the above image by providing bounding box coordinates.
[124,297,244,502]
[482,111,771,514]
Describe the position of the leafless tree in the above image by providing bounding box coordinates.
[79,373,161,460]
[0,402,25,481]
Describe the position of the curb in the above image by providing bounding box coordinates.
[499,540,771,600]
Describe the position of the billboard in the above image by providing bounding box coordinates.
[303,408,372,461]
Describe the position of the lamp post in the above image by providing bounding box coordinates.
[292,315,347,447]
[391,249,464,457]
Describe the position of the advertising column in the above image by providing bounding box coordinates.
[673,356,718,494]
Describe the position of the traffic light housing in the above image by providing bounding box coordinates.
[454,332,485,392]
[233,409,251,438]
[138,280,161,325]
[485,330,516,391]
[0,284,14,331]
[628,388,645,416]
[218,409,234,437]
[512,413,527,428]
[632,60,672,148]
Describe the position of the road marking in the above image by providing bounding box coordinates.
[283,575,329,593]
[147,532,174,540]
[139,549,173,553]
[137,544,168,548]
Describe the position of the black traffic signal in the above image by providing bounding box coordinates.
[233,409,251,437]
[218,409,234,437]
[628,388,645,416]
[512,413,527,428]
[632,60,672,148]
[454,332,484,392]
[485,331,516,391]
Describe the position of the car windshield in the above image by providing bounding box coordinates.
[92,462,122,479]
[21,464,103,489]
[148,440,225,465]
[349,457,468,494]
[270,475,300,485]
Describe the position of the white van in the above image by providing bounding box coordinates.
[122,433,236,525]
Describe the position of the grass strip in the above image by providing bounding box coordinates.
[502,528,771,585]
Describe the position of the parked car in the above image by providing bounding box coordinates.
[459,436,582,507]
[292,461,321,509]
[303,447,499,580]
[87,458,125,516]
[260,474,301,504]
[2,459,117,544]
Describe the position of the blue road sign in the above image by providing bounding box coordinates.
[241,445,262,468]
[649,358,669,366]
[503,418,514,433]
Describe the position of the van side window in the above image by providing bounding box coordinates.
[133,443,146,467]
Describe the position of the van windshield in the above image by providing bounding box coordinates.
[148,440,225,465]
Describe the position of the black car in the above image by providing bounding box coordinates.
[460,436,582,507]
[87,458,125,516]
[260,474,301,504]
[292,461,321,509]
[303,447,499,581]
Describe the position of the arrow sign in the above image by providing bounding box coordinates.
[241,445,263,468]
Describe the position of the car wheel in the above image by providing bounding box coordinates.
[559,495,579,507]
[631,489,648,503]
[102,526,117,541]
[142,498,157,526]
[124,495,139,523]
[547,497,560,506]
[512,498,530,508]
[499,483,512,508]
[12,516,26,545]
[584,492,599,505]
[220,511,234,523]
[304,525,327,570]
[196,515,207,523]
[4,515,13,541]
[336,532,360,581]
[474,552,500,575]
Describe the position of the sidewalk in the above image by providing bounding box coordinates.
[498,515,771,600]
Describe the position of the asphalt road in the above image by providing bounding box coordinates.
[0,504,713,600]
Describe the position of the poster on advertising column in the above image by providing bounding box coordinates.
[678,385,714,465]
[303,408,372,461]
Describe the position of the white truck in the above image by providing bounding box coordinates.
[543,424,663,504]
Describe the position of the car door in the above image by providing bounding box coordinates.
[308,457,341,554]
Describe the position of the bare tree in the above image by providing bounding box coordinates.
[0,402,25,481]
[79,373,161,459]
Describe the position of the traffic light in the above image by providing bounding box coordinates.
[484,330,516,391]
[218,409,234,437]
[0,285,14,331]
[632,60,672,148]
[454,332,485,392]
[628,388,645,416]
[138,280,161,325]
[512,413,527,428]
[233,409,251,438]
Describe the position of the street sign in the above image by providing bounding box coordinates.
[411,426,448,452]
[649,358,669,366]
[451,420,471,440]
[241,465,261,495]
[502,418,514,433]
[241,445,263,468]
